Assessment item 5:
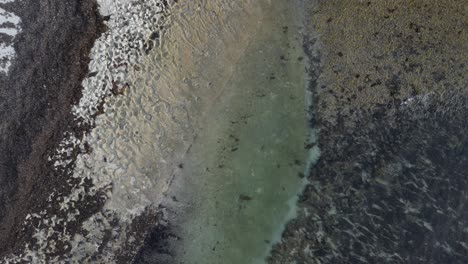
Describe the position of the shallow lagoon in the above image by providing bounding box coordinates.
[154,0,317,263]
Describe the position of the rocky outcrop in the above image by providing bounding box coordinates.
[0,0,105,257]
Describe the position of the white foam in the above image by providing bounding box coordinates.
[0,6,21,75]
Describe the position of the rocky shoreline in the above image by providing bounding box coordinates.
[0,0,106,258]
[0,0,179,262]
[0,0,466,263]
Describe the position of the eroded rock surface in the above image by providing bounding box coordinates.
[0,0,105,258]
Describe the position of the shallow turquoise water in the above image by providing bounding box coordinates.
[154,0,318,263]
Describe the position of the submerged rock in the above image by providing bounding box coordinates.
[269,0,468,263]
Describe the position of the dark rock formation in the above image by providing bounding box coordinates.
[0,0,105,257]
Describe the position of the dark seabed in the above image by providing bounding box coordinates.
[270,1,468,263]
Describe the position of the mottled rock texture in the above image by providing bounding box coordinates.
[0,0,105,257]
[270,0,467,263]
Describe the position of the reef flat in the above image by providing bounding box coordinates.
[270,1,468,263]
